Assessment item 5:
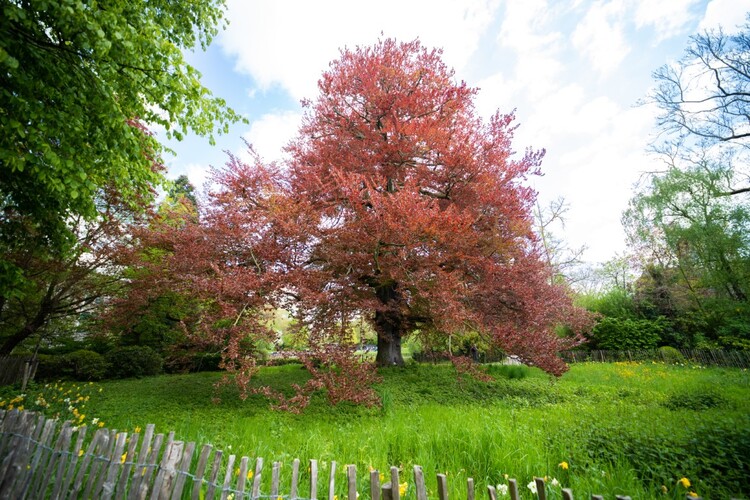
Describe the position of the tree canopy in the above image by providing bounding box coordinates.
[0,0,241,298]
[118,39,590,404]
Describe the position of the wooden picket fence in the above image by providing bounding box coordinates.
[0,356,37,389]
[0,409,703,500]
[561,349,750,369]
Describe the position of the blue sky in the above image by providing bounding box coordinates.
[161,0,749,264]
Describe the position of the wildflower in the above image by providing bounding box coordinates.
[660,485,668,494]
[235,467,240,477]
[92,418,99,425]
[0,401,5,407]
[98,421,105,428]
[98,388,103,392]
[497,484,508,496]
[399,482,408,497]
[247,470,254,480]
[379,473,385,483]
[121,453,127,464]
[688,492,699,498]
[527,481,537,495]
[334,496,338,500]
[369,465,375,473]
[17,406,23,412]
[134,426,142,434]
[558,461,569,470]
[503,473,509,480]
[551,478,560,487]
[227,495,234,500]
[78,449,84,457]
[679,478,691,488]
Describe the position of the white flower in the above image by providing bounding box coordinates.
[497,484,508,496]
[527,481,537,494]
[92,418,99,425]
[551,478,560,487]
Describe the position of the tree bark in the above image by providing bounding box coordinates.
[0,319,44,356]
[373,282,406,367]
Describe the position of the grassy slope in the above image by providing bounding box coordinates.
[5,362,748,498]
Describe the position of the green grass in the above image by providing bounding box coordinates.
[2,361,748,499]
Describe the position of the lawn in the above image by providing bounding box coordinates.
[2,361,748,499]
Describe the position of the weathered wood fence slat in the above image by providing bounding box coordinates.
[0,409,707,500]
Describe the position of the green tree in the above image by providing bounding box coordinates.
[623,160,750,346]
[0,0,241,297]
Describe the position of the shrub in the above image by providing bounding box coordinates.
[105,346,163,379]
[589,317,665,350]
[163,351,222,373]
[65,350,109,381]
[657,346,684,364]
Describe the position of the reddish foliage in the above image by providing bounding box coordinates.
[450,355,494,384]
[113,38,593,409]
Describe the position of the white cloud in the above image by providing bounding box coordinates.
[634,0,702,40]
[498,0,565,54]
[241,110,303,163]
[699,0,750,32]
[220,0,500,101]
[571,0,631,76]
[184,163,212,192]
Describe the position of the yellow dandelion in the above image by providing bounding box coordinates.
[134,426,142,434]
[679,478,691,488]
[235,467,240,477]
[121,453,127,464]
[247,470,254,480]
[98,421,105,428]
[558,461,569,470]
[78,449,84,457]
[688,492,699,498]
[379,473,385,483]
[399,482,408,497]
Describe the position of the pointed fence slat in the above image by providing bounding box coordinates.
[236,456,249,496]
[220,453,236,500]
[328,461,337,500]
[347,464,357,500]
[390,466,400,500]
[191,444,213,500]
[370,469,380,500]
[129,424,156,500]
[170,440,195,500]
[0,410,674,500]
[117,431,141,498]
[535,477,547,500]
[58,425,87,499]
[290,458,300,500]
[508,479,519,500]
[251,456,263,500]
[271,460,281,496]
[101,432,129,500]
[205,449,223,500]
[437,473,449,500]
[413,465,427,500]
[310,459,319,500]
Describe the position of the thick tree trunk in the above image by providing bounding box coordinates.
[373,282,406,367]
[0,323,41,356]
[374,310,405,367]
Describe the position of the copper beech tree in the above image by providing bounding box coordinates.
[117,39,590,407]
